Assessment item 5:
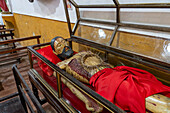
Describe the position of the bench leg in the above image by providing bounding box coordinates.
[31,82,41,103]
[17,58,21,63]
[12,66,28,113]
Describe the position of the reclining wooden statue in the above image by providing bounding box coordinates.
[51,37,170,113]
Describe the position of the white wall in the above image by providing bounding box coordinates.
[7,0,170,36]
[7,0,170,23]
[0,13,4,24]
[8,0,77,23]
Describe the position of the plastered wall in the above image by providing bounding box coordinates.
[12,13,74,46]
[7,0,76,23]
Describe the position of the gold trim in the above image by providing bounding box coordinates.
[60,75,114,113]
[56,72,62,98]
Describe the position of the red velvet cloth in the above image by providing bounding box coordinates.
[34,63,93,113]
[90,66,170,113]
[33,46,95,112]
[34,45,77,76]
[34,45,61,76]
[0,0,9,11]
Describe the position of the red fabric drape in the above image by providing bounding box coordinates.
[0,0,9,11]
[90,66,170,113]
[33,45,77,76]
[32,45,61,76]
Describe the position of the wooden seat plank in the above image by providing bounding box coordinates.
[0,51,27,59]
[0,35,41,64]
[0,33,14,38]
[0,29,14,33]
[0,35,41,45]
[0,52,27,63]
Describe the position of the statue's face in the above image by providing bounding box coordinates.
[54,37,68,55]
[53,37,74,60]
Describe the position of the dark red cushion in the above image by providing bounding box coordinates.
[33,45,77,76]
[33,45,61,76]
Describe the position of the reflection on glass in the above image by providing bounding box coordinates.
[108,54,170,85]
[112,31,170,63]
[75,25,114,45]
[162,41,170,63]
[80,8,116,21]
[120,8,170,27]
[74,0,114,5]
[98,29,106,39]
[118,0,169,4]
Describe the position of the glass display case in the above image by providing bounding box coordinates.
[27,0,170,113]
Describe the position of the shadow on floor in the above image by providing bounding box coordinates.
[0,97,25,113]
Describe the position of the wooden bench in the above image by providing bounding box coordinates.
[11,65,45,113]
[0,65,45,113]
[0,25,5,30]
[0,28,14,41]
[0,29,15,50]
[0,35,41,65]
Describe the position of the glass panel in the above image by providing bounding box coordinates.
[72,43,170,86]
[61,77,110,113]
[32,47,114,112]
[32,55,58,91]
[74,0,114,5]
[32,43,170,113]
[108,54,170,86]
[111,27,170,63]
[75,22,115,45]
[73,42,106,60]
[119,0,170,4]
[80,8,116,22]
[120,8,170,27]
[68,4,77,23]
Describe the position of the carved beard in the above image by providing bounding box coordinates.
[57,46,74,60]
[51,37,74,60]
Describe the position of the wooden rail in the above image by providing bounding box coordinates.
[0,35,41,65]
[0,29,14,33]
[0,35,41,45]
[0,25,5,27]
[0,28,14,45]
[0,33,14,38]
[0,25,5,29]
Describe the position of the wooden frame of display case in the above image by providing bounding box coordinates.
[63,0,170,73]
[25,0,170,113]
[27,42,126,113]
